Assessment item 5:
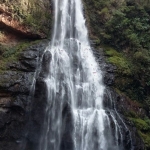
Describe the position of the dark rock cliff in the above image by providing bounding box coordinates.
[0,40,48,150]
[0,0,52,149]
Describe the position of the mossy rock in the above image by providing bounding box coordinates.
[0,40,42,73]
[129,117,150,149]
[129,118,150,131]
[138,131,150,149]
[103,46,132,75]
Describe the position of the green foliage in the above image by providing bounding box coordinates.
[23,7,52,36]
[129,117,150,149]
[105,5,150,49]
[133,50,150,65]
[2,47,18,58]
[131,116,150,149]
[0,0,52,37]
[0,44,8,54]
[84,0,150,108]
[108,56,131,75]
[103,46,132,75]
[126,110,138,118]
[130,118,150,131]
[138,131,150,149]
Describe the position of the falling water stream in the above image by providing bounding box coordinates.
[38,0,133,150]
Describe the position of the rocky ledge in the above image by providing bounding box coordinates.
[0,5,45,39]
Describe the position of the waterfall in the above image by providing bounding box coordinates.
[38,0,133,150]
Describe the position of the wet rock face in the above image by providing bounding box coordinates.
[26,77,48,150]
[39,51,52,78]
[26,50,52,150]
[93,48,116,86]
[116,94,145,150]
[103,88,145,150]
[0,40,48,150]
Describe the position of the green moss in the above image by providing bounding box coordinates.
[109,56,131,74]
[138,131,150,149]
[129,118,150,131]
[0,0,52,37]
[99,7,109,14]
[0,40,41,73]
[129,117,150,149]
[22,1,52,37]
[103,46,132,75]
[104,47,120,57]
[101,45,148,101]
[126,110,138,118]
[133,50,150,65]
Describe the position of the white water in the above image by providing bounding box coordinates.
[38,0,133,150]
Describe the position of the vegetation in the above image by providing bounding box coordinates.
[104,46,132,75]
[84,0,150,110]
[129,117,150,149]
[0,0,52,37]
[84,0,150,148]
[0,40,41,73]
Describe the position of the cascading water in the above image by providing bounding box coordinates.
[38,0,133,150]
